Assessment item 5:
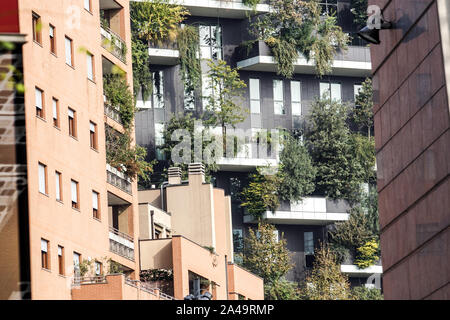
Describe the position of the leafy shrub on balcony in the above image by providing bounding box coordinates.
[350,0,369,29]
[354,239,379,269]
[351,286,383,300]
[77,257,123,277]
[105,125,154,181]
[249,0,348,78]
[140,268,173,281]
[103,74,135,128]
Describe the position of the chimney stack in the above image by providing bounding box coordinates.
[188,163,205,184]
[168,167,182,185]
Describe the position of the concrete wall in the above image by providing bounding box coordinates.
[139,238,173,270]
[370,0,449,300]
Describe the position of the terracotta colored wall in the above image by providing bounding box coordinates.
[227,263,264,300]
[370,0,449,300]
[172,236,228,300]
[17,0,139,299]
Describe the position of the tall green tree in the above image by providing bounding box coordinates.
[242,222,297,300]
[203,59,248,153]
[277,135,316,202]
[305,97,366,202]
[300,245,351,300]
[160,112,218,182]
[240,170,280,217]
[353,78,374,138]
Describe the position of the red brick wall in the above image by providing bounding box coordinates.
[369,0,449,299]
[0,0,20,33]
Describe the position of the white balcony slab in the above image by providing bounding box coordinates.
[237,55,372,77]
[244,210,349,225]
[148,48,180,65]
[216,157,278,172]
[340,264,383,276]
[133,0,270,18]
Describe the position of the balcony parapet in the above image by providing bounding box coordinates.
[109,226,135,261]
[106,164,132,194]
[101,26,127,64]
[243,197,350,225]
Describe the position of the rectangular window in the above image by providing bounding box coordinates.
[304,231,314,255]
[154,123,164,147]
[90,122,97,150]
[249,78,260,114]
[95,261,102,276]
[71,179,79,209]
[68,108,76,137]
[41,238,49,269]
[38,162,47,195]
[273,80,285,115]
[84,0,91,12]
[320,82,342,102]
[152,71,164,108]
[32,12,42,44]
[35,87,44,118]
[55,171,62,201]
[291,81,302,116]
[273,230,279,243]
[92,190,100,219]
[58,246,64,275]
[49,24,56,54]
[73,252,81,275]
[199,24,222,60]
[65,36,73,66]
[87,52,94,81]
[354,84,362,101]
[52,98,59,127]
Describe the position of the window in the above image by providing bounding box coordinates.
[55,171,62,201]
[354,84,363,101]
[35,87,44,118]
[58,246,64,275]
[95,261,102,276]
[65,36,73,66]
[68,108,76,137]
[184,84,195,110]
[90,122,97,150]
[84,0,91,12]
[87,52,94,81]
[92,191,100,219]
[71,180,79,209]
[291,81,302,116]
[304,232,314,255]
[154,229,161,239]
[41,239,49,269]
[38,162,47,195]
[319,0,338,15]
[233,229,243,252]
[320,82,341,102]
[155,123,165,160]
[49,24,56,54]
[273,80,285,115]
[32,12,42,44]
[73,252,81,275]
[52,98,59,127]
[152,71,164,108]
[199,24,222,60]
[273,230,279,243]
[249,78,260,114]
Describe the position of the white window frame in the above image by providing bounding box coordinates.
[38,162,47,194]
[249,78,261,114]
[290,80,302,116]
[273,80,285,115]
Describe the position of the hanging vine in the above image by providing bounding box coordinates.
[176,25,201,105]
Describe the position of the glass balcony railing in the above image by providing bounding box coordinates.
[109,226,134,261]
[106,164,132,194]
[101,26,127,64]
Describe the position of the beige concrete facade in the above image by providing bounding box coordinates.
[16,0,140,299]
[138,164,264,300]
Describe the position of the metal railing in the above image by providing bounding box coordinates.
[104,102,123,124]
[72,276,107,285]
[106,165,132,194]
[125,278,176,300]
[100,26,127,63]
[109,226,133,243]
[109,226,135,261]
